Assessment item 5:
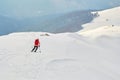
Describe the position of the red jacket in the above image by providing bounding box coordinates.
[34,39,40,46]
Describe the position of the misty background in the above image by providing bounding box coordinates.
[0,0,120,35]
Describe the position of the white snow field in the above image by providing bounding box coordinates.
[0,31,120,80]
[79,26,120,38]
[81,7,120,32]
[0,7,120,80]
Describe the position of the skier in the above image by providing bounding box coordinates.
[31,38,40,52]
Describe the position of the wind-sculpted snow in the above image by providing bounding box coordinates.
[0,32,120,80]
[46,58,78,70]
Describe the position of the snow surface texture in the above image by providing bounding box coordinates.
[0,7,120,80]
[0,32,120,80]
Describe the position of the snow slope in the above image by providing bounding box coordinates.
[0,32,120,80]
[79,26,120,38]
[81,7,120,31]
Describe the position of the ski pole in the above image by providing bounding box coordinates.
[39,46,41,53]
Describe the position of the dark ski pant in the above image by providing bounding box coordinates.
[31,46,39,52]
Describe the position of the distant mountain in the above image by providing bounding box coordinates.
[78,7,120,38]
[19,10,97,33]
[0,10,97,35]
[80,7,120,32]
